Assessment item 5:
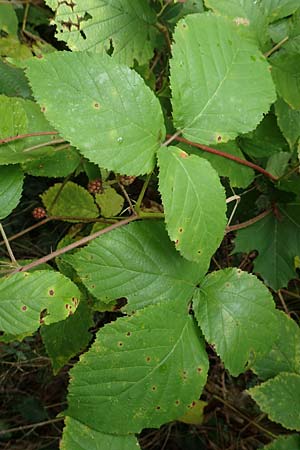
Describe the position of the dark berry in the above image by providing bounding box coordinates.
[88,179,102,194]
[32,207,46,219]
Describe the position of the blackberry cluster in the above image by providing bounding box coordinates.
[87,179,103,194]
[32,207,47,219]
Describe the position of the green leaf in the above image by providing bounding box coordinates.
[60,416,140,450]
[0,36,32,60]
[67,298,209,434]
[0,95,28,164]
[271,52,300,109]
[239,112,289,158]
[262,434,300,450]
[204,0,269,48]
[263,0,300,23]
[170,13,275,145]
[275,97,300,148]
[0,60,32,99]
[193,268,278,376]
[0,165,24,219]
[179,140,255,188]
[41,181,99,221]
[0,5,18,35]
[158,146,226,263]
[252,310,300,380]
[249,372,300,430]
[26,52,165,176]
[95,186,124,218]
[41,299,93,374]
[67,220,208,313]
[0,270,80,336]
[178,399,207,425]
[22,146,81,178]
[234,204,300,290]
[0,96,57,165]
[266,151,291,178]
[45,0,157,66]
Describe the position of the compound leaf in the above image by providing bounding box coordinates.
[60,417,140,450]
[67,298,209,434]
[249,372,300,430]
[193,268,278,376]
[158,146,226,263]
[0,271,80,336]
[41,181,99,221]
[170,13,275,145]
[253,310,300,380]
[67,220,208,314]
[46,0,157,66]
[26,52,165,176]
[0,165,24,219]
[233,204,300,290]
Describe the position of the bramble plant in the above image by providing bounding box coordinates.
[1,1,300,449]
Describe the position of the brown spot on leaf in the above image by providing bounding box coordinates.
[126,331,131,337]
[93,101,100,109]
[41,106,46,113]
[156,405,161,410]
[118,341,123,347]
[179,151,188,158]
[217,135,222,142]
[21,305,27,312]
[146,356,151,362]
[48,289,55,296]
[179,228,183,233]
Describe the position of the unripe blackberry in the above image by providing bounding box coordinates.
[88,179,102,194]
[118,175,136,186]
[32,207,46,219]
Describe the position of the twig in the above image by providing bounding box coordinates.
[0,217,51,246]
[23,139,66,152]
[118,183,136,215]
[0,417,63,436]
[264,36,289,58]
[226,209,272,233]
[0,223,18,265]
[0,131,58,145]
[4,215,139,275]
[278,290,290,316]
[166,135,278,181]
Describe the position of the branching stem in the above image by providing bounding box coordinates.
[0,131,58,145]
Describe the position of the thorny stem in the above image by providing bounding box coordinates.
[167,135,278,181]
[226,209,272,232]
[0,217,51,246]
[264,36,289,58]
[4,215,139,275]
[0,131,58,145]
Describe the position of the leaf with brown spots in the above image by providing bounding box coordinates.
[0,270,80,337]
[67,297,208,433]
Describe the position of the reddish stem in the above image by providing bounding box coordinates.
[0,131,58,145]
[5,215,138,276]
[167,135,278,182]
